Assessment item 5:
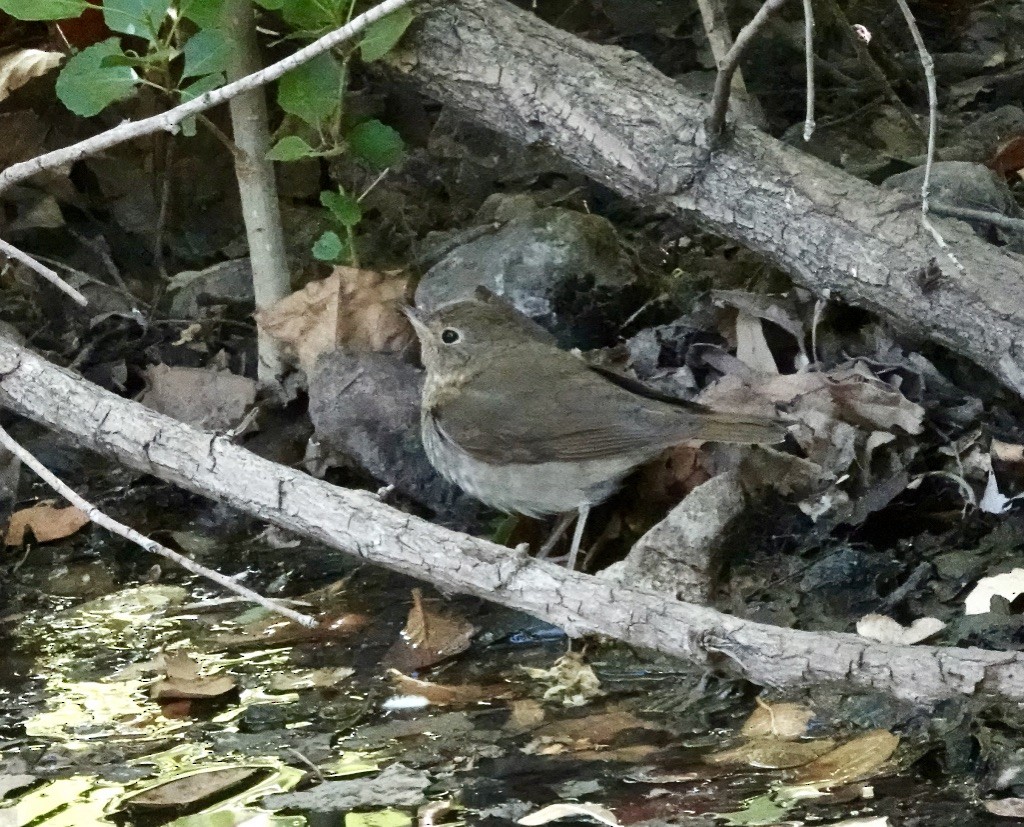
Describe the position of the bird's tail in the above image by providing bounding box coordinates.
[695,410,787,445]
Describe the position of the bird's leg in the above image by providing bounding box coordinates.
[565,503,590,571]
[537,512,575,559]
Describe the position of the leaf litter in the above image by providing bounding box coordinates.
[3,5,1024,822]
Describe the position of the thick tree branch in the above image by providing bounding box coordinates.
[1,334,1023,705]
[394,0,1024,399]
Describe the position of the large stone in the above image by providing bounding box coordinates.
[415,201,646,349]
[307,348,481,524]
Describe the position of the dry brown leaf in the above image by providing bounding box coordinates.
[210,611,368,651]
[706,737,836,769]
[741,701,815,739]
[140,365,256,430]
[255,267,413,373]
[383,589,476,672]
[5,502,89,545]
[533,709,665,745]
[387,668,513,706]
[792,729,899,787]
[505,699,546,732]
[635,444,709,505]
[990,135,1024,178]
[0,49,63,103]
[124,767,262,810]
[826,370,924,434]
[150,652,236,701]
[269,666,355,692]
[151,674,237,701]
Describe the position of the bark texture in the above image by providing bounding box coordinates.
[2,335,1024,705]
[395,0,1024,397]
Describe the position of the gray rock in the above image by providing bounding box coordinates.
[262,763,429,814]
[168,259,254,318]
[307,349,481,522]
[416,202,644,349]
[883,161,1024,249]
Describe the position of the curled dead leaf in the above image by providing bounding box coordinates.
[5,502,89,545]
[741,701,815,739]
[124,767,264,810]
[792,729,899,787]
[383,589,476,672]
[387,668,513,707]
[706,737,836,769]
[0,49,63,103]
[150,652,237,701]
[256,267,413,373]
[140,365,256,430]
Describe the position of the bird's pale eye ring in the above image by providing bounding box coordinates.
[440,328,461,344]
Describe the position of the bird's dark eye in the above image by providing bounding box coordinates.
[441,328,460,344]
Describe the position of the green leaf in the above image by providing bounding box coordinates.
[55,38,137,117]
[182,28,232,79]
[347,119,404,168]
[103,0,167,37]
[276,0,350,31]
[266,135,317,161]
[253,0,284,9]
[320,189,361,227]
[277,52,342,127]
[345,809,413,827]
[180,0,225,28]
[179,71,224,103]
[312,230,345,261]
[0,0,87,20]
[359,7,414,62]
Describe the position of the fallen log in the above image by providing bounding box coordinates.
[394,0,1024,398]
[2,334,1023,705]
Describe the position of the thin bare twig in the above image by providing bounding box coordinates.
[0,0,419,195]
[802,0,816,141]
[152,136,175,282]
[0,423,318,627]
[695,0,764,128]
[0,237,88,306]
[822,0,924,139]
[706,0,793,141]
[893,0,965,273]
[930,202,1024,234]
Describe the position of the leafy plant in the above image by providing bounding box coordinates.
[315,187,362,263]
[2,0,415,264]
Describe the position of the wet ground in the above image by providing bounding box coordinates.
[0,453,1007,827]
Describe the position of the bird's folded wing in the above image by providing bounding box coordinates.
[430,362,697,465]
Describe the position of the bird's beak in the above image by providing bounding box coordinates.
[402,305,428,338]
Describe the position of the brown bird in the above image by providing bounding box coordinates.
[405,292,785,569]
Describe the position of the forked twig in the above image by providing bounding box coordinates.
[706,0,792,140]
